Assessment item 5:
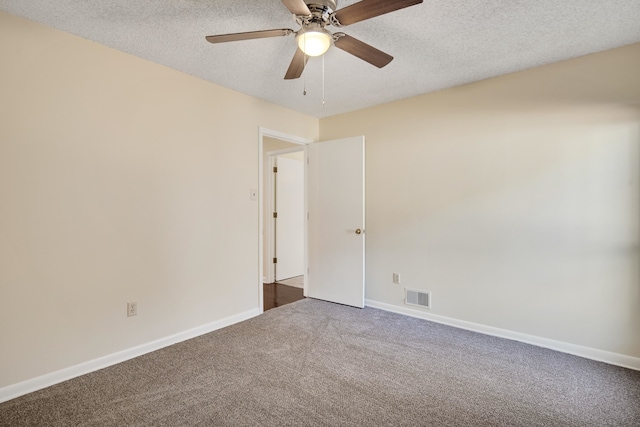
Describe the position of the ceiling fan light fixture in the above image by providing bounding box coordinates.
[297,28,332,57]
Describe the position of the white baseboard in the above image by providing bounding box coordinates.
[365,299,640,371]
[0,308,260,403]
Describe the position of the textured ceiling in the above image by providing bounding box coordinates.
[1,0,639,118]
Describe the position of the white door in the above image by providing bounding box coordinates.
[275,153,305,280]
[306,136,365,308]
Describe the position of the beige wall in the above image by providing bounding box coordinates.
[321,43,640,358]
[264,137,302,153]
[0,12,318,388]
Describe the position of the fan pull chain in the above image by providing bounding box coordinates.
[303,33,307,96]
[322,54,325,107]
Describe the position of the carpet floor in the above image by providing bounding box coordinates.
[1,299,639,426]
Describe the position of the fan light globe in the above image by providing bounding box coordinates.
[297,30,332,57]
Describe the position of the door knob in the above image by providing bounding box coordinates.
[355,228,362,235]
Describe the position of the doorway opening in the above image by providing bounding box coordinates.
[258,128,312,312]
[267,149,305,283]
[265,148,305,311]
[258,129,366,311]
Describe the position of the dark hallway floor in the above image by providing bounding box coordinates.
[263,282,304,311]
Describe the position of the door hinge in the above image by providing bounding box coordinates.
[273,166,277,173]
[273,212,277,218]
[273,258,277,264]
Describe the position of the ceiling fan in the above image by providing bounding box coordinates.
[205,0,423,80]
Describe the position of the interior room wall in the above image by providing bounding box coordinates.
[264,137,301,152]
[320,43,640,360]
[0,11,318,390]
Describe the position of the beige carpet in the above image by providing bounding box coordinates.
[1,298,639,426]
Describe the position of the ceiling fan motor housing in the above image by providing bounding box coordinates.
[295,1,337,28]
[307,0,337,13]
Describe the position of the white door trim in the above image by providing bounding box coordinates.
[258,128,313,313]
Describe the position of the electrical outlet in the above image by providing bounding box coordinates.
[127,302,137,317]
[393,273,401,284]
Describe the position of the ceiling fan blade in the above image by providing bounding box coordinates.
[284,48,309,80]
[332,0,423,26]
[334,34,393,68]
[206,29,293,44]
[281,0,311,16]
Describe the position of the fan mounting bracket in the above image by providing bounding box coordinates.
[306,0,337,12]
[294,1,337,28]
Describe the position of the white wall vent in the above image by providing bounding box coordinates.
[405,288,431,309]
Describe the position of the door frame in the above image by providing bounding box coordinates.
[265,146,305,284]
[258,128,313,313]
